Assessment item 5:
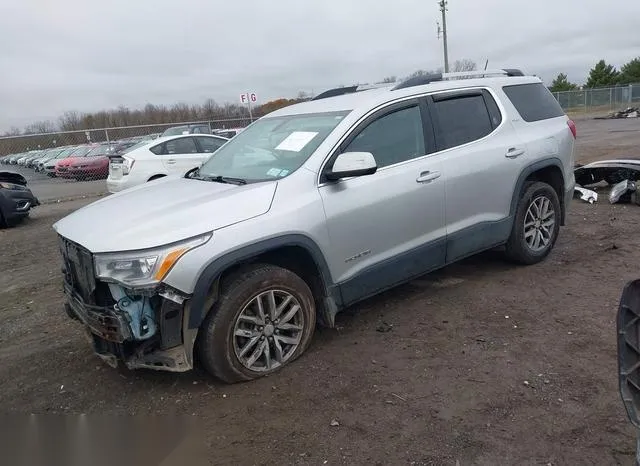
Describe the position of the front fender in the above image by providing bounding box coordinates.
[187,234,337,329]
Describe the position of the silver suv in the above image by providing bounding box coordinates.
[54,69,576,383]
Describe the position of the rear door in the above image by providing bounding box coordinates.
[161,136,200,174]
[429,88,528,262]
[194,136,227,163]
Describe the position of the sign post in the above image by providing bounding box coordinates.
[240,92,258,122]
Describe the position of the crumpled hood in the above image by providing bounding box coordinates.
[53,177,278,252]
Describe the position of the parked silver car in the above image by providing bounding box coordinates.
[53,69,576,383]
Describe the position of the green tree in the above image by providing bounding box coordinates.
[619,57,640,84]
[585,60,620,88]
[549,73,578,92]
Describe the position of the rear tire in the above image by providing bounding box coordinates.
[505,181,561,265]
[197,264,316,383]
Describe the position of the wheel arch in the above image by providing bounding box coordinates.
[188,234,340,330]
[510,158,566,226]
[148,174,167,182]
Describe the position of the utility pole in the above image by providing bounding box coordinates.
[438,0,449,73]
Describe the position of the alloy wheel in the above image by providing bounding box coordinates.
[232,289,305,372]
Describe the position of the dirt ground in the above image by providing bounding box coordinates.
[1,118,640,465]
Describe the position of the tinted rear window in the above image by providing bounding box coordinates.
[434,94,494,149]
[502,83,565,122]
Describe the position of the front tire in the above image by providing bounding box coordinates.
[505,181,561,265]
[197,264,316,383]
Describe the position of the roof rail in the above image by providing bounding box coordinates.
[311,86,358,101]
[392,73,443,90]
[311,82,392,101]
[392,68,526,91]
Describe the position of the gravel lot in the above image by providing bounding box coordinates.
[1,118,640,465]
[6,167,108,203]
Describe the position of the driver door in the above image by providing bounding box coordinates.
[318,99,447,305]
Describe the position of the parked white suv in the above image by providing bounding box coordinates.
[54,69,576,383]
[106,134,228,193]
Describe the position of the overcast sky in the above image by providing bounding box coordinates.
[1,0,639,131]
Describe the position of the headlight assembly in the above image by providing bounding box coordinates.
[0,182,27,190]
[94,233,212,287]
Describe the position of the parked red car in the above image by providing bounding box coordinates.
[65,144,112,180]
[55,145,94,178]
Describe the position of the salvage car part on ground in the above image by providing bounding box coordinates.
[574,186,598,204]
[616,279,640,466]
[0,172,40,227]
[596,107,640,120]
[574,160,640,187]
[609,180,638,204]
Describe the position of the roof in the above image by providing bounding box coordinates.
[267,73,542,118]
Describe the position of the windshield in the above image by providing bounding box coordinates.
[86,144,111,156]
[42,149,62,159]
[55,148,75,159]
[119,140,147,154]
[198,111,349,182]
[161,126,189,137]
[71,146,93,157]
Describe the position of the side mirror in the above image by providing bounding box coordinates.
[326,152,377,181]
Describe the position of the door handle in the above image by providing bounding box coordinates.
[416,171,441,183]
[166,159,176,165]
[505,147,525,158]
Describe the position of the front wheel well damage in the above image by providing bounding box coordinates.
[198,246,331,330]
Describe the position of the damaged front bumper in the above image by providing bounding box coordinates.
[62,277,198,373]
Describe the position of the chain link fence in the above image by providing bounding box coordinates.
[553,83,640,114]
[3,84,639,182]
[0,118,251,182]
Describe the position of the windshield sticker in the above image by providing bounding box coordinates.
[275,131,318,152]
[266,168,282,177]
[279,169,289,176]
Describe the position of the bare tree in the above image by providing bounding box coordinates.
[24,120,56,134]
[3,127,21,136]
[451,59,477,72]
[401,68,442,81]
[201,98,220,120]
[59,111,82,131]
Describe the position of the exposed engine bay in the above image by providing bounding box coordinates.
[59,235,197,372]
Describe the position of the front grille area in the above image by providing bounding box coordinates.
[59,235,96,303]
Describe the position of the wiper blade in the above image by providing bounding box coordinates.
[202,175,247,185]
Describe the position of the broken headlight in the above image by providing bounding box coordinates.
[94,233,212,287]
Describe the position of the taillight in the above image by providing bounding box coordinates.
[122,156,135,175]
[567,119,577,139]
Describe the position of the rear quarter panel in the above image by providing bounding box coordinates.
[495,86,575,192]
